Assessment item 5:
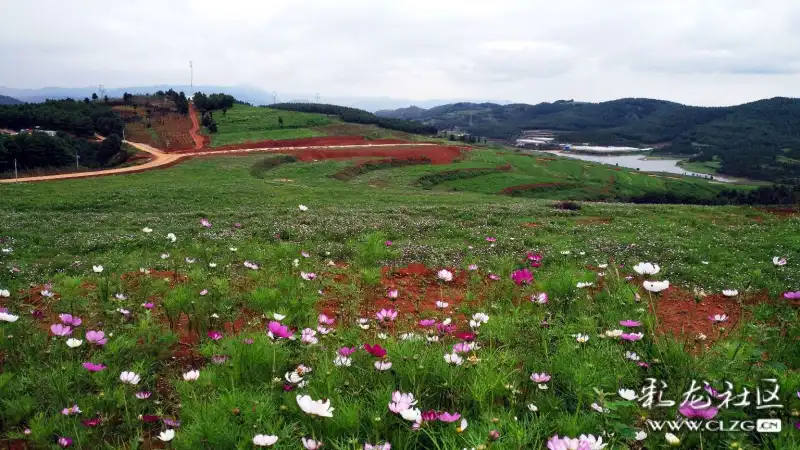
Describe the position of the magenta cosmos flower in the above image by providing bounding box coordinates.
[438,412,461,422]
[364,343,387,358]
[511,268,534,285]
[784,291,800,299]
[621,332,644,342]
[135,391,152,399]
[86,330,107,346]
[207,330,223,341]
[81,418,102,427]
[419,319,436,327]
[679,403,719,420]
[267,321,293,339]
[58,437,73,448]
[59,314,82,326]
[620,320,642,327]
[385,240,393,247]
[376,308,398,322]
[51,324,72,336]
[527,252,543,267]
[82,362,106,372]
[338,346,357,357]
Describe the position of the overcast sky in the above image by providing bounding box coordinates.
[2,0,800,106]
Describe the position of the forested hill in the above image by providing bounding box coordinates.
[0,95,22,105]
[376,97,800,183]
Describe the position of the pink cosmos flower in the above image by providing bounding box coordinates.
[511,268,534,285]
[452,342,472,353]
[620,332,644,342]
[300,272,316,281]
[436,323,456,334]
[318,313,335,325]
[212,354,229,364]
[61,404,81,416]
[530,373,551,383]
[200,218,212,228]
[468,264,478,271]
[85,330,107,346]
[365,442,392,450]
[233,222,242,228]
[82,362,106,372]
[242,338,254,344]
[709,314,729,323]
[364,343,387,358]
[784,291,800,299]
[419,319,436,327]
[637,361,650,368]
[486,237,496,242]
[51,324,72,336]
[207,330,223,341]
[199,289,208,296]
[135,391,152,399]
[338,346,357,357]
[59,314,82,326]
[488,274,500,281]
[163,418,181,427]
[387,289,398,299]
[376,309,398,322]
[142,302,155,309]
[620,320,642,327]
[679,403,719,420]
[267,321,293,339]
[58,437,73,448]
[531,293,548,304]
[438,412,461,422]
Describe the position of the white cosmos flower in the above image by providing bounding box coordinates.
[598,263,608,269]
[374,361,393,371]
[625,351,640,361]
[472,313,489,323]
[444,353,463,365]
[298,204,308,211]
[643,280,669,292]
[527,403,538,412]
[333,356,352,367]
[665,432,680,445]
[400,408,422,422]
[358,318,370,329]
[160,253,170,259]
[633,262,660,275]
[252,434,279,447]
[142,227,153,233]
[635,430,647,441]
[302,437,323,450]
[560,250,570,255]
[158,429,175,442]
[0,289,9,298]
[604,329,623,338]
[437,269,453,282]
[426,335,439,342]
[436,300,449,308]
[293,258,299,267]
[66,338,83,348]
[618,389,637,401]
[576,282,594,288]
[229,247,237,252]
[591,402,609,413]
[285,371,304,384]
[457,418,468,432]
[722,289,738,297]
[120,371,141,385]
[0,312,19,322]
[296,395,334,417]
[576,333,590,343]
[273,313,286,321]
[166,233,177,243]
[1,248,12,254]
[696,333,708,341]
[378,332,388,340]
[773,256,787,266]
[183,370,200,381]
[208,262,217,268]
[442,317,452,325]
[92,265,104,273]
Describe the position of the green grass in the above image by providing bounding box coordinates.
[678,159,722,175]
[1,142,800,450]
[207,105,332,147]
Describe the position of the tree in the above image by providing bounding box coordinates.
[91,93,98,101]
[207,120,218,133]
[84,97,91,104]
[278,116,284,127]
[122,92,133,105]
[103,95,109,104]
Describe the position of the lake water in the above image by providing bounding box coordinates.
[541,151,734,183]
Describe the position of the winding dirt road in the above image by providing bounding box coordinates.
[0,103,439,184]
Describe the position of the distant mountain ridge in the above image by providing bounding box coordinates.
[376,97,800,183]
[0,94,23,105]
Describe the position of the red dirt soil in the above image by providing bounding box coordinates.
[652,287,746,343]
[187,102,205,150]
[169,136,413,154]
[290,145,464,165]
[317,263,485,329]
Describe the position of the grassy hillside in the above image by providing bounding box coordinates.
[206,105,331,147]
[2,147,799,449]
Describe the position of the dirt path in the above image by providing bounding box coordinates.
[0,141,182,184]
[0,141,439,184]
[187,102,204,150]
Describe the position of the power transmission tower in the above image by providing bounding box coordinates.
[189,61,193,88]
[315,93,320,103]
[98,84,105,99]
[272,92,278,104]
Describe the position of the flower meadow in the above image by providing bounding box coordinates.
[0,205,799,449]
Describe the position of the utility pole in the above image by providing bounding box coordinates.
[14,159,17,181]
[189,61,193,88]
[76,152,80,170]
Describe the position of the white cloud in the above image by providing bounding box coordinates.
[1,0,799,106]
